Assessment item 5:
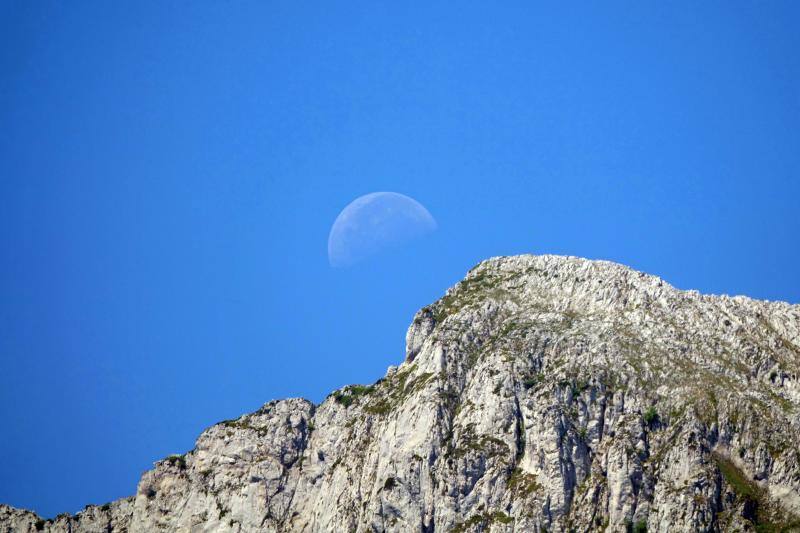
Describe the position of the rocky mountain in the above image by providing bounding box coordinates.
[3,255,800,532]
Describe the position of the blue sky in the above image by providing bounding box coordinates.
[1,1,799,518]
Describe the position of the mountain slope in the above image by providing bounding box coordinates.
[3,255,800,532]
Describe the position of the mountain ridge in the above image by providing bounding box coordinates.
[3,254,799,532]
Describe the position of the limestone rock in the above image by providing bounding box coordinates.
[3,255,799,532]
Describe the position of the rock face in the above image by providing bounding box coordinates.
[3,255,800,532]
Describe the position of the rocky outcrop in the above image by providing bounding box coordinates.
[3,255,799,532]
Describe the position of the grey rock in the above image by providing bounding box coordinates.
[3,255,799,532]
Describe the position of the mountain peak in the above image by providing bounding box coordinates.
[3,255,799,532]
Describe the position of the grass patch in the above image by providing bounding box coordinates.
[714,453,758,501]
[643,406,659,426]
[522,373,543,389]
[364,369,434,415]
[220,416,270,436]
[333,384,374,407]
[431,270,506,323]
[448,431,509,460]
[711,452,800,531]
[164,454,187,470]
[508,467,541,497]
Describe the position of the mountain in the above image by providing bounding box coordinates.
[2,255,799,532]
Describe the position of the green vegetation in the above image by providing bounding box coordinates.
[333,392,354,407]
[448,429,509,460]
[712,452,800,532]
[431,270,508,323]
[220,416,270,436]
[450,511,514,532]
[508,467,541,497]
[766,389,794,414]
[573,379,591,395]
[164,454,187,470]
[522,373,543,389]
[714,453,758,501]
[450,514,484,533]
[491,511,514,524]
[643,407,659,426]
[365,368,434,415]
[333,384,374,407]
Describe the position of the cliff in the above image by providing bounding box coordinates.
[3,255,799,532]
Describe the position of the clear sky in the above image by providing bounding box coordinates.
[1,1,799,518]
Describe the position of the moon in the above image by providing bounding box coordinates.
[328,192,437,267]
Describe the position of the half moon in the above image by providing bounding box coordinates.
[328,192,437,267]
